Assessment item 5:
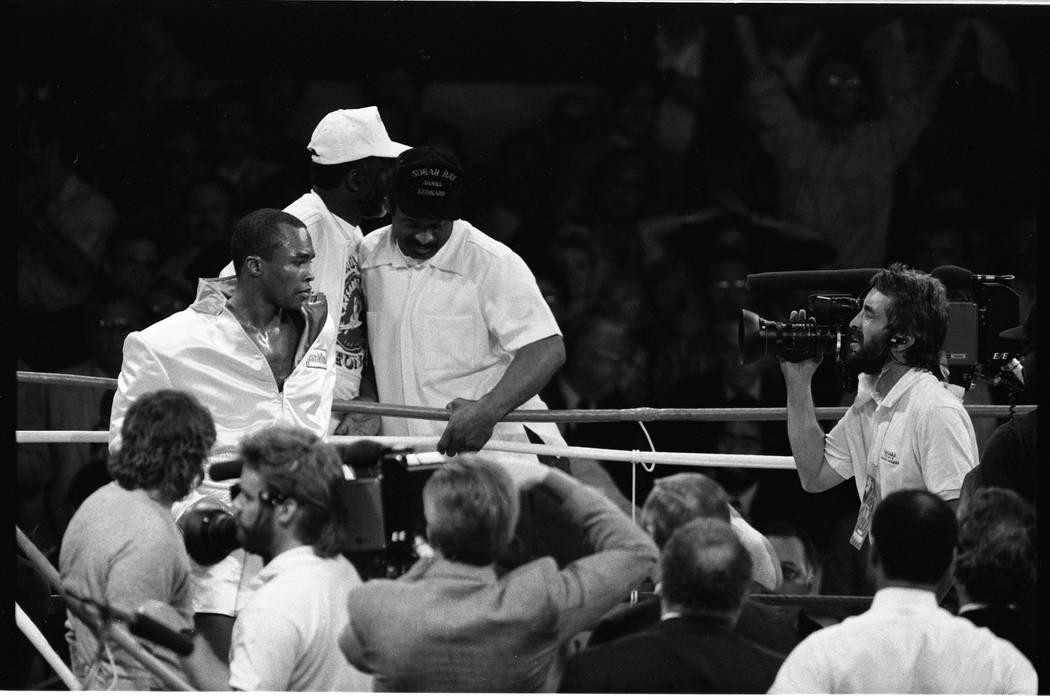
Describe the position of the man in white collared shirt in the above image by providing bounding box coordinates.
[359,146,566,458]
[769,489,1035,694]
[778,264,977,553]
[182,426,370,691]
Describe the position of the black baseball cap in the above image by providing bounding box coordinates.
[389,146,464,220]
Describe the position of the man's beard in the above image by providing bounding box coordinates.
[845,331,891,376]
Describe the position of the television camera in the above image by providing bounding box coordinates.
[737,265,1024,393]
[176,441,446,580]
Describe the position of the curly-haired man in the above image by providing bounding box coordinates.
[60,389,215,689]
[779,263,978,551]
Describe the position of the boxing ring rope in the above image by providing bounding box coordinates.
[15,526,196,691]
[16,371,1035,423]
[15,602,81,690]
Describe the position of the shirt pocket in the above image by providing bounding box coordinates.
[423,314,476,371]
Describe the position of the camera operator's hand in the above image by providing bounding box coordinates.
[777,309,824,384]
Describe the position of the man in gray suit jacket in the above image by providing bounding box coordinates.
[338,453,658,691]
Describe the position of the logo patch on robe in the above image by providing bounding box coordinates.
[305,349,328,369]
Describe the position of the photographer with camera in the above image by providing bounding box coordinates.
[779,264,978,550]
[181,425,370,691]
[338,453,658,692]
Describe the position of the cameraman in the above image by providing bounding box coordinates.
[183,426,370,691]
[779,263,977,549]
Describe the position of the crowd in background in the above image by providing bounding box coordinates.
[14,7,1040,682]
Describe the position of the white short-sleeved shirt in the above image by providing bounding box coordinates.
[229,546,371,691]
[769,587,1036,694]
[221,190,366,403]
[359,219,564,447]
[825,367,978,502]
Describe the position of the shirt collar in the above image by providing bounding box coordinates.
[855,366,926,409]
[871,586,939,610]
[424,556,498,584]
[257,545,321,584]
[190,276,238,315]
[369,219,468,275]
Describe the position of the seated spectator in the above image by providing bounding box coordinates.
[15,293,150,553]
[954,487,1038,668]
[60,390,215,690]
[98,232,163,299]
[559,518,784,693]
[588,473,804,655]
[770,489,1036,694]
[48,293,151,535]
[18,97,119,370]
[764,520,822,596]
[183,427,371,691]
[763,520,840,630]
[157,175,240,296]
[339,454,658,691]
[540,310,652,502]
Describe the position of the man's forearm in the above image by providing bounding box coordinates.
[181,633,230,691]
[478,335,565,421]
[540,469,656,558]
[785,383,837,492]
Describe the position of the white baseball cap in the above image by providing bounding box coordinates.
[307,106,410,164]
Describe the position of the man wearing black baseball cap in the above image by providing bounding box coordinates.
[959,300,1037,511]
[359,146,567,459]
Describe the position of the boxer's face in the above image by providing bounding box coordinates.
[259,223,315,311]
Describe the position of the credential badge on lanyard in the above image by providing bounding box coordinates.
[849,464,880,550]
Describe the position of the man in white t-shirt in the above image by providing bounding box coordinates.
[183,426,370,691]
[779,264,978,552]
[220,107,409,434]
[359,146,566,457]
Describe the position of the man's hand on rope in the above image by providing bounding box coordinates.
[437,398,498,456]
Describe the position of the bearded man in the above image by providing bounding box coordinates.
[778,263,977,553]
